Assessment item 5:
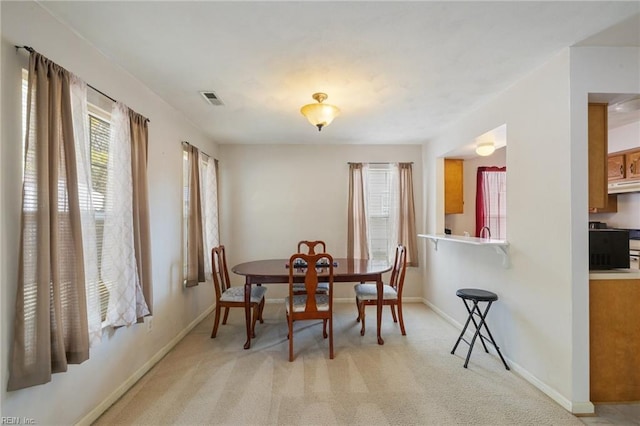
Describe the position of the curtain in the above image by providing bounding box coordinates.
[397,163,418,266]
[475,166,507,239]
[202,157,220,279]
[8,52,90,391]
[129,110,153,316]
[347,163,369,259]
[185,145,204,286]
[70,76,101,345]
[102,102,150,327]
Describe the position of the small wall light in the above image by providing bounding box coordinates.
[476,141,496,156]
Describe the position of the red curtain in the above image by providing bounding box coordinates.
[475,166,506,238]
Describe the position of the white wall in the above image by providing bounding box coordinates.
[1,2,217,424]
[569,46,640,411]
[445,147,507,236]
[219,144,424,301]
[422,45,639,414]
[424,49,578,411]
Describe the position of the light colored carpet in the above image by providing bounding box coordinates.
[94,303,582,425]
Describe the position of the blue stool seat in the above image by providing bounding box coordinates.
[451,288,510,370]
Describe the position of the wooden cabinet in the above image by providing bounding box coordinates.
[607,154,625,181]
[626,149,640,180]
[590,279,640,402]
[589,194,618,214]
[444,159,463,214]
[588,103,608,209]
[607,147,640,182]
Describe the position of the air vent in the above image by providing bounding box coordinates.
[200,91,224,106]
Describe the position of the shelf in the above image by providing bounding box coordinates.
[418,233,510,268]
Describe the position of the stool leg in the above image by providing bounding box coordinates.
[471,302,491,353]
[476,305,510,371]
[451,299,474,355]
[463,300,484,368]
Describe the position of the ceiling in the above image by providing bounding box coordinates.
[38,1,640,145]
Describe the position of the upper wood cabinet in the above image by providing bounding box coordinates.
[588,103,608,210]
[607,154,625,181]
[444,159,463,214]
[608,148,640,182]
[627,149,640,180]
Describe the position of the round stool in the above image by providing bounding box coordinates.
[450,288,510,370]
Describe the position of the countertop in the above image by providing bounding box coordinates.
[589,269,640,280]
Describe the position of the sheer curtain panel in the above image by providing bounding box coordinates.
[9,52,90,391]
[102,102,150,327]
[475,167,507,239]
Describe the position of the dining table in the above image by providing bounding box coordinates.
[232,258,392,349]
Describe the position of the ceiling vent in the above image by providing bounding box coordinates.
[200,91,224,106]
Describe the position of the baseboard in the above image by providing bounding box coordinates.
[267,297,424,304]
[76,304,216,426]
[422,298,594,416]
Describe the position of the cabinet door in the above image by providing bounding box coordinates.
[626,150,640,180]
[607,154,625,181]
[444,159,463,214]
[588,104,608,209]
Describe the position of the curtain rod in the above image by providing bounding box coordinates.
[181,141,212,159]
[16,45,150,123]
[348,162,414,165]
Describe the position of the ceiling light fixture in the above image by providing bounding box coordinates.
[300,93,340,131]
[476,141,496,156]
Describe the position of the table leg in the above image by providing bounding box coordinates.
[243,279,252,350]
[376,275,384,345]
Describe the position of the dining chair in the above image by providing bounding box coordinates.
[210,245,266,339]
[293,240,329,295]
[354,244,407,336]
[286,251,334,361]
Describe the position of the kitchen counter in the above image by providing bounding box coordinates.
[589,269,640,280]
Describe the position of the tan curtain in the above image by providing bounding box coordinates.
[129,111,153,315]
[185,144,204,286]
[8,52,89,390]
[347,163,369,259]
[398,163,418,266]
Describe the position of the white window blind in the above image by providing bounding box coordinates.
[365,164,396,262]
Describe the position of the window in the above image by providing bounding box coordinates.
[88,110,111,320]
[365,164,396,262]
[476,167,507,239]
[22,71,119,322]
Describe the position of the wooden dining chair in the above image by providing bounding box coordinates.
[286,251,334,361]
[293,240,329,295]
[354,244,407,336]
[210,245,266,339]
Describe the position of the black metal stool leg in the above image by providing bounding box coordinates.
[477,309,510,370]
[451,300,474,355]
[467,300,491,353]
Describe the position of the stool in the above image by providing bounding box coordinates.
[451,288,510,370]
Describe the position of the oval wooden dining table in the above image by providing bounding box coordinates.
[232,258,392,349]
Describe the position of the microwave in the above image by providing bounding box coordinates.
[589,229,630,270]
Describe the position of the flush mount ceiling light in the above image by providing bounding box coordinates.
[476,140,496,156]
[300,93,340,131]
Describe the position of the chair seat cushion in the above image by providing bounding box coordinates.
[354,283,398,301]
[221,285,267,303]
[285,294,329,312]
[292,282,329,294]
